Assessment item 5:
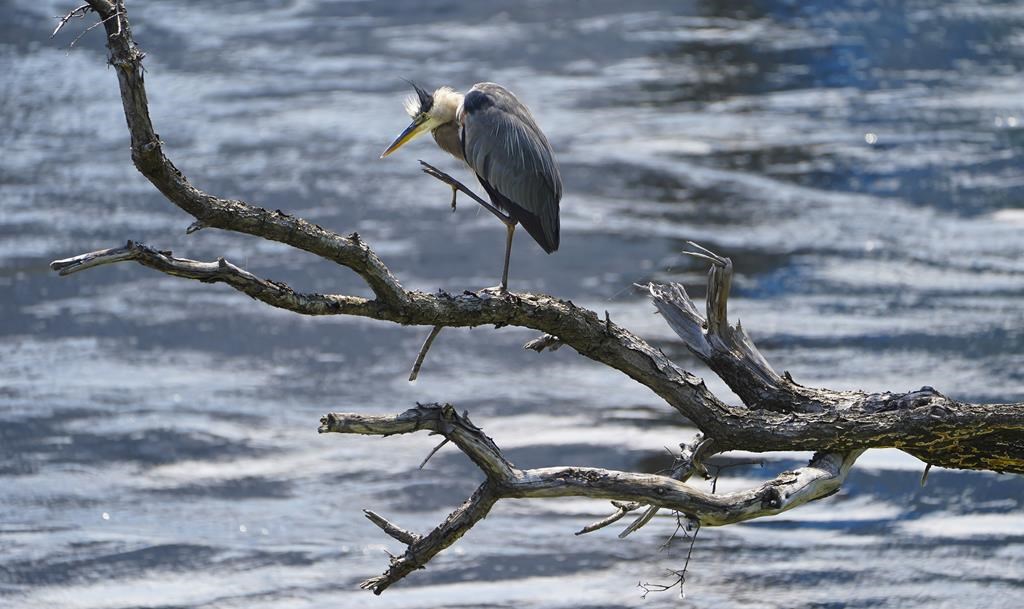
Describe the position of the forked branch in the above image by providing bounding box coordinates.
[648,252,1024,472]
[53,239,1022,472]
[48,0,1024,596]
[319,404,865,590]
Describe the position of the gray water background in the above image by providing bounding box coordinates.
[2,0,1023,607]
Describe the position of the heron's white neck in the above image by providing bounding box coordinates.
[428,87,464,125]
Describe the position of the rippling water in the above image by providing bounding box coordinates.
[2,1,1023,607]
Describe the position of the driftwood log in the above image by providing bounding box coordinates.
[50,0,1024,595]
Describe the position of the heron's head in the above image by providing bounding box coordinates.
[380,82,463,158]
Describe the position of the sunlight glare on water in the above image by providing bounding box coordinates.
[1,0,1022,608]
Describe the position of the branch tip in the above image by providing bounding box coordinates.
[683,240,728,267]
[576,501,640,535]
[51,4,92,39]
[363,510,420,545]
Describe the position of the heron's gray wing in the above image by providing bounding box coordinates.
[461,83,562,253]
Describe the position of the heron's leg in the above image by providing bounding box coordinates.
[500,223,516,292]
[419,161,511,223]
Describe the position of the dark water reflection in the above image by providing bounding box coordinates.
[2,0,1023,607]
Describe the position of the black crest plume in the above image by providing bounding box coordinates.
[403,79,434,114]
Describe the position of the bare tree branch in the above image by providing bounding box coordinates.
[318,405,859,525]
[52,240,1024,472]
[50,0,1024,596]
[51,240,731,436]
[74,1,408,306]
[648,263,1024,472]
[320,405,514,480]
[51,241,380,317]
[360,482,500,594]
[320,404,864,589]
[62,1,1022,470]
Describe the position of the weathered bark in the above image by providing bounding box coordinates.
[50,0,1024,594]
[51,241,1024,473]
[319,405,863,593]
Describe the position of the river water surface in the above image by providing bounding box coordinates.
[2,1,1023,608]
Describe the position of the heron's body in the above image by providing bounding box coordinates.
[381,82,562,289]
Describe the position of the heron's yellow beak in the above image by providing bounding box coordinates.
[380,115,431,158]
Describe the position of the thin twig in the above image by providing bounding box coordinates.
[575,501,639,535]
[408,325,443,381]
[418,437,450,469]
[51,4,91,39]
[683,240,727,266]
[678,522,701,597]
[619,504,660,538]
[69,9,122,50]
[639,521,700,599]
[658,511,691,551]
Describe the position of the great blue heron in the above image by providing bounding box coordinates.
[380,82,562,291]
